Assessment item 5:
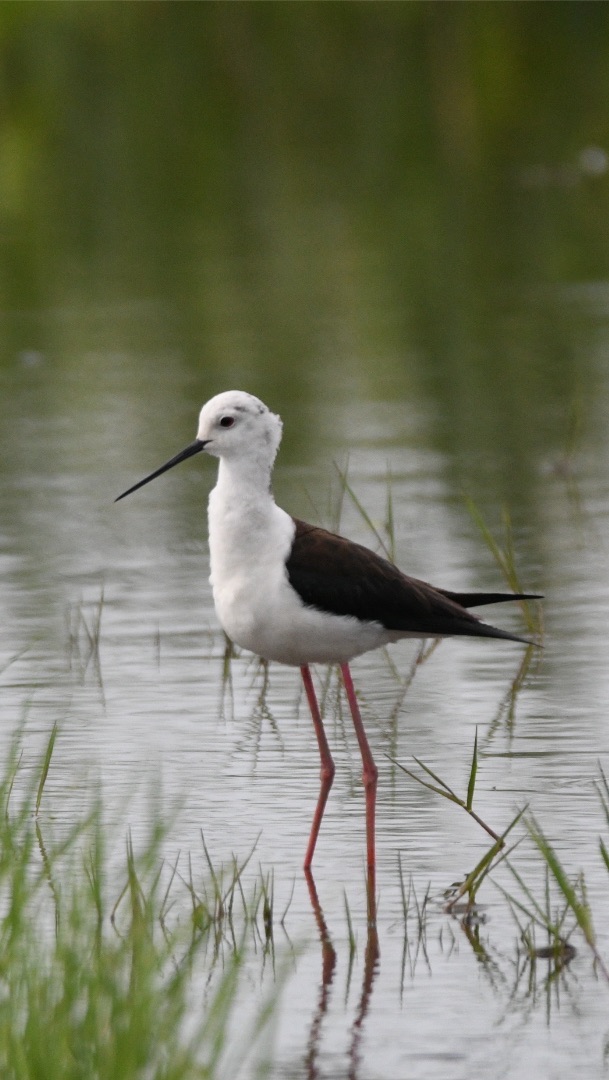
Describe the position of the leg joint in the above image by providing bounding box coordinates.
[363,762,378,788]
[321,760,336,784]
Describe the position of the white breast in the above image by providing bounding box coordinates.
[207,481,392,666]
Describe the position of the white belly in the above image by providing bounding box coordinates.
[214,571,391,665]
[208,488,393,666]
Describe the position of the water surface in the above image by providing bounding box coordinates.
[3,6,609,1076]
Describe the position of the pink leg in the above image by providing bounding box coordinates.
[301,664,336,869]
[340,663,378,876]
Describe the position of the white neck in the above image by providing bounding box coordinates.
[208,453,280,556]
[207,451,293,602]
[215,453,274,502]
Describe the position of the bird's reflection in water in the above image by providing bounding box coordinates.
[303,870,337,1080]
[304,867,380,1080]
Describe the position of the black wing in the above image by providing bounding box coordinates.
[286,520,537,644]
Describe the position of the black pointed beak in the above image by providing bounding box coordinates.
[115,439,207,502]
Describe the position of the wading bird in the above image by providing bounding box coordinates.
[116,391,539,873]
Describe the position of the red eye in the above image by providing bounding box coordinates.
[219,416,235,428]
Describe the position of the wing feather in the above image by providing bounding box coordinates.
[286,520,533,643]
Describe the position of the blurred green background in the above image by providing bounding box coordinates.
[1,0,608,509]
[3,9,609,1076]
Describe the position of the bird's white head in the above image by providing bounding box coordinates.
[114,390,282,503]
[197,391,283,465]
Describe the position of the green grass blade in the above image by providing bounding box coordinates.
[36,723,58,816]
[344,889,356,954]
[385,465,396,562]
[466,728,478,812]
[465,495,510,582]
[446,809,525,909]
[600,838,609,876]
[389,758,462,806]
[527,817,595,946]
[596,763,609,829]
[333,462,393,561]
[410,757,459,799]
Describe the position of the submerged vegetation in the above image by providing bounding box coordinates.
[394,731,609,981]
[6,704,609,1079]
[0,478,604,1074]
[2,614,609,1075]
[0,728,283,1080]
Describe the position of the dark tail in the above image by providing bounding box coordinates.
[436,590,542,647]
[459,621,536,647]
[439,590,543,610]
